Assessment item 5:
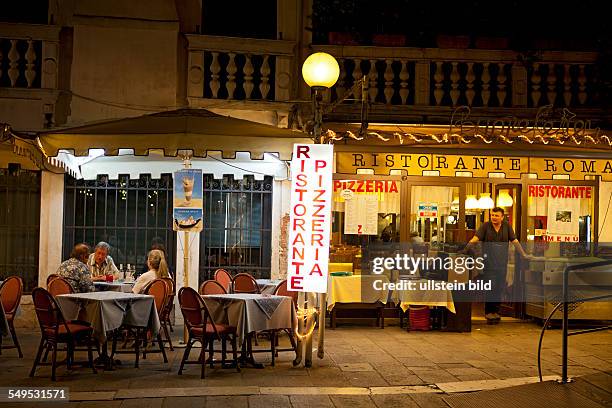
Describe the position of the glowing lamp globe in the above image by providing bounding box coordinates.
[302,52,340,88]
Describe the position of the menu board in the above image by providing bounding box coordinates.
[344,194,378,235]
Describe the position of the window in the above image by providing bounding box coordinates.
[0,168,40,292]
[199,175,272,282]
[202,1,277,39]
[63,174,176,273]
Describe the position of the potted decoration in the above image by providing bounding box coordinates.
[436,34,471,49]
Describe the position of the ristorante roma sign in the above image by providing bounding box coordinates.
[336,153,612,181]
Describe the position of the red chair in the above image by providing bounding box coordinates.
[177,286,239,378]
[269,280,297,365]
[30,287,97,381]
[159,277,175,351]
[199,280,227,295]
[46,274,60,288]
[48,277,74,297]
[111,279,168,367]
[0,276,23,357]
[232,273,260,294]
[214,269,232,292]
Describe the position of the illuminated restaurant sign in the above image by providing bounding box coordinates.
[287,144,333,293]
[336,153,612,181]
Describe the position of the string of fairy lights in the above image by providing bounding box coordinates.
[322,129,612,147]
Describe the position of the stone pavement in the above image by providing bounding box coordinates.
[0,319,610,407]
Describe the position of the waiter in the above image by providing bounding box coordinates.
[463,207,530,324]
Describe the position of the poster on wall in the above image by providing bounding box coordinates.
[546,198,580,240]
[418,203,438,218]
[287,144,334,293]
[173,169,203,232]
[344,194,378,235]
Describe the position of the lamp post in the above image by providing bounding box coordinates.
[302,52,340,142]
[296,52,339,366]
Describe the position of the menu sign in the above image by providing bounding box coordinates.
[344,194,378,235]
[173,169,203,232]
[287,144,333,293]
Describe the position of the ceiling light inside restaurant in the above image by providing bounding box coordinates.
[496,190,514,207]
[465,194,479,210]
[478,193,494,209]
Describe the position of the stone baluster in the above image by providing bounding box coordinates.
[563,64,572,106]
[577,64,587,105]
[352,59,363,102]
[368,59,378,102]
[465,62,475,105]
[433,61,444,106]
[209,52,221,98]
[243,55,254,99]
[531,63,541,106]
[496,63,507,106]
[225,52,237,99]
[546,63,557,105]
[335,59,346,101]
[481,62,491,106]
[25,39,37,88]
[383,59,395,104]
[259,55,271,99]
[399,59,409,105]
[449,62,460,106]
[8,39,20,87]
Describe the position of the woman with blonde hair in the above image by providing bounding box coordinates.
[132,249,169,293]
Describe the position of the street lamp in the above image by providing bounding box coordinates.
[302,52,340,142]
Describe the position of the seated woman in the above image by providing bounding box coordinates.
[132,249,169,294]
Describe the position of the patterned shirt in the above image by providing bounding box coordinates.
[87,253,120,277]
[57,258,94,293]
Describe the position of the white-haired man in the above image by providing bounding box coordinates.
[87,241,120,281]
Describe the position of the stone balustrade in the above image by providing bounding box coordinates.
[186,34,296,102]
[0,23,60,90]
[313,46,600,109]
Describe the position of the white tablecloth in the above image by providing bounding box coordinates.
[57,292,160,342]
[203,293,296,343]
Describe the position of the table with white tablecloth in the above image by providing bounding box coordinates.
[392,279,456,313]
[56,292,160,342]
[203,293,296,344]
[94,281,135,293]
[255,279,282,295]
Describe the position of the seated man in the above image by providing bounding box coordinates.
[57,243,95,293]
[88,241,120,281]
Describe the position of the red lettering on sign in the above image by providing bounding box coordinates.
[290,276,304,290]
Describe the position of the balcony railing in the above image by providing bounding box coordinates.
[313,46,601,109]
[186,34,296,102]
[185,35,601,111]
[0,23,60,90]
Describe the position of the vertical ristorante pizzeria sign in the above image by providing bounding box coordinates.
[287,144,334,293]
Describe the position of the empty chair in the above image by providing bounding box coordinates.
[46,274,60,288]
[268,279,297,365]
[213,269,232,292]
[0,276,24,357]
[48,277,74,297]
[232,273,259,294]
[177,286,239,378]
[30,287,97,381]
[199,280,227,295]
